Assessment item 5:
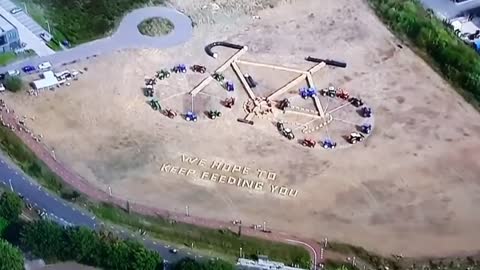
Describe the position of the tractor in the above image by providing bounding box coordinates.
[321,86,336,98]
[361,124,372,134]
[156,69,171,80]
[212,72,225,82]
[322,139,337,149]
[191,64,206,73]
[146,78,157,86]
[208,110,222,119]
[347,132,365,144]
[164,109,177,119]
[223,97,235,108]
[278,98,291,111]
[336,88,350,100]
[302,138,317,148]
[277,121,295,140]
[361,107,372,118]
[172,64,187,73]
[300,87,317,99]
[149,99,161,111]
[349,97,364,107]
[185,111,198,122]
[144,85,154,97]
[225,81,234,92]
[244,74,257,88]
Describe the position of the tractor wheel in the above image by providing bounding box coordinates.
[186,117,191,121]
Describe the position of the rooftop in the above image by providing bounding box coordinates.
[237,256,307,270]
[0,15,14,32]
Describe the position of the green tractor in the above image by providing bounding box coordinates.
[149,99,162,111]
[212,72,225,82]
[208,110,222,119]
[156,69,171,80]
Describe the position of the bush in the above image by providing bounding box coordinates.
[0,239,24,270]
[4,76,24,92]
[20,220,163,270]
[368,0,480,107]
[0,191,23,222]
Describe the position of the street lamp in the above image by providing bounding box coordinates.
[8,179,13,192]
[46,20,51,34]
[23,3,27,14]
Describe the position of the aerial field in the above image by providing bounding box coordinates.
[4,0,480,257]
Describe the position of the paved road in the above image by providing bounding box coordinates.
[0,4,54,56]
[0,153,195,266]
[420,0,480,19]
[0,6,193,73]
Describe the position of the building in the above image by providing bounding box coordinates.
[0,15,20,53]
[32,71,60,90]
[236,256,308,270]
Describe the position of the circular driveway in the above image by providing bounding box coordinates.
[0,6,194,73]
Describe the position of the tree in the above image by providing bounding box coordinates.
[204,259,235,270]
[20,220,65,261]
[4,76,24,92]
[0,239,24,270]
[173,258,205,270]
[63,227,99,263]
[0,191,23,222]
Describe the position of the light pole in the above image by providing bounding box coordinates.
[8,178,13,192]
[23,3,27,14]
[185,205,190,216]
[46,20,51,34]
[108,186,112,196]
[239,247,243,258]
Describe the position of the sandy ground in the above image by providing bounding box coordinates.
[4,0,480,257]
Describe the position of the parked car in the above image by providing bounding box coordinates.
[61,40,71,47]
[169,248,178,254]
[0,84,5,92]
[22,65,36,73]
[10,7,22,14]
[38,61,52,70]
[0,73,5,81]
[7,70,20,76]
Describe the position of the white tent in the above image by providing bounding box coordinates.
[32,71,59,90]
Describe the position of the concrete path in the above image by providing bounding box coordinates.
[0,4,54,56]
[0,6,193,73]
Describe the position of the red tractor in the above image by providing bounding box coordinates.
[336,88,349,100]
[223,97,235,108]
[301,138,316,148]
[163,109,177,119]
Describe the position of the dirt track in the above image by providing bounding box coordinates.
[3,0,480,257]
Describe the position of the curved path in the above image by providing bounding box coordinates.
[0,6,193,74]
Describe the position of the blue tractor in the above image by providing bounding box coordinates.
[361,107,372,118]
[322,139,337,149]
[225,81,234,92]
[361,124,372,134]
[172,64,187,73]
[299,87,317,99]
[185,111,198,122]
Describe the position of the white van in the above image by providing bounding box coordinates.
[38,61,52,70]
[7,69,20,76]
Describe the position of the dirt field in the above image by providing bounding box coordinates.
[4,0,480,257]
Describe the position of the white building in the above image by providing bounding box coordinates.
[237,256,308,270]
[32,71,59,90]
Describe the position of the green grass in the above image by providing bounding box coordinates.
[0,124,311,268]
[138,17,174,37]
[0,53,18,66]
[91,203,310,268]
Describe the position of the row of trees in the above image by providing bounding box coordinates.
[0,191,25,270]
[370,0,480,105]
[20,220,163,270]
[173,258,235,270]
